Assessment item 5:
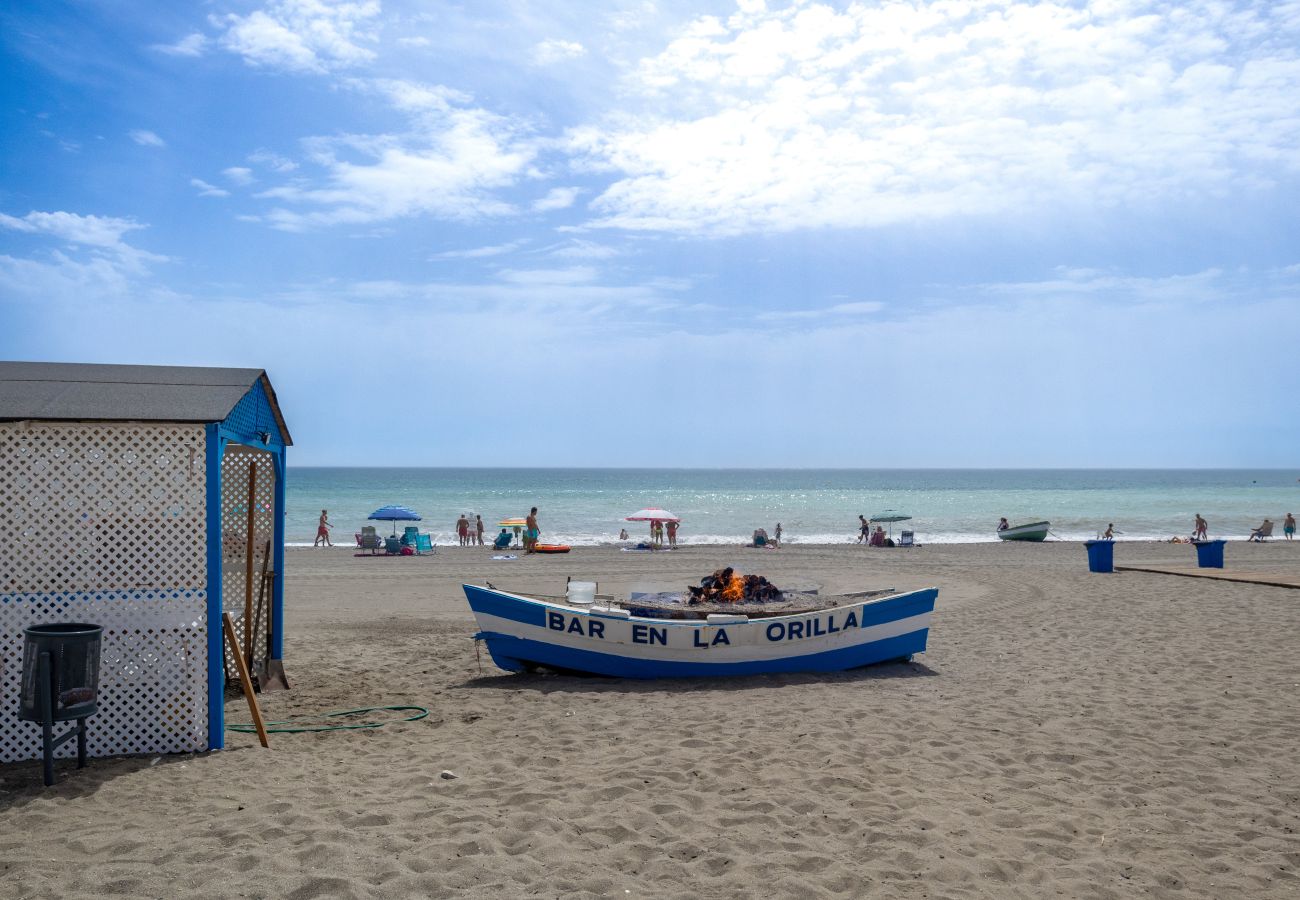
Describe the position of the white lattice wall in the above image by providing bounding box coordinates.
[219,444,275,677]
[0,422,209,762]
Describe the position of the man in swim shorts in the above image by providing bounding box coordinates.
[525,507,539,553]
[315,510,332,547]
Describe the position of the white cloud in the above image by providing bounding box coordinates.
[213,0,380,74]
[571,1,1300,236]
[397,36,430,48]
[533,187,580,212]
[154,33,208,57]
[0,210,164,275]
[250,79,537,230]
[248,149,298,173]
[1,210,143,251]
[497,266,597,286]
[223,167,255,185]
[756,299,883,322]
[432,239,529,260]
[129,129,165,148]
[534,38,586,65]
[543,239,620,260]
[191,178,231,198]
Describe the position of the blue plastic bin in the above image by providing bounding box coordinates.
[1193,539,1225,568]
[1084,540,1114,573]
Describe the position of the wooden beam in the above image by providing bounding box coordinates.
[222,612,269,748]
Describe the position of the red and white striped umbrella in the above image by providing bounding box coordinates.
[625,507,681,523]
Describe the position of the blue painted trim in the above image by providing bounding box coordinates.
[204,424,226,750]
[465,585,937,631]
[216,425,276,452]
[271,448,286,658]
[477,630,929,678]
[464,586,548,627]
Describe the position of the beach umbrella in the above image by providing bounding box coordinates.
[498,516,527,546]
[625,508,681,522]
[626,507,680,544]
[868,510,911,538]
[368,504,422,535]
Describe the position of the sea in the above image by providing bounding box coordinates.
[285,468,1300,547]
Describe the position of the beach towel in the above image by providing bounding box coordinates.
[491,554,518,560]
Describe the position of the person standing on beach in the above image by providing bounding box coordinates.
[475,514,485,545]
[774,523,783,546]
[1102,523,1114,540]
[1285,513,1296,541]
[666,520,678,547]
[857,515,868,543]
[456,513,470,547]
[315,510,332,547]
[1194,513,1208,541]
[525,507,539,553]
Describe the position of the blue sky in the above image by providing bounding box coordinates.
[2,0,1298,466]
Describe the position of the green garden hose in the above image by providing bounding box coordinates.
[227,705,430,734]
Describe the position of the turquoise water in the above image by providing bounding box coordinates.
[285,468,1300,546]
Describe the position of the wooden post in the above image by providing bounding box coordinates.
[222,612,269,748]
[250,539,272,683]
[244,460,257,662]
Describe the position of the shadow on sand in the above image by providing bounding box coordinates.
[458,658,939,695]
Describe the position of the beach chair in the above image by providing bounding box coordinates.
[358,525,383,555]
[402,525,419,546]
[415,533,435,555]
[384,535,402,555]
[493,530,512,550]
[1249,521,1274,542]
[898,530,915,547]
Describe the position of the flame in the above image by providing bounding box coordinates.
[721,571,745,602]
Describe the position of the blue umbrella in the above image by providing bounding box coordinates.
[368,504,422,535]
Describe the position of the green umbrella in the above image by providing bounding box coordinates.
[868,511,911,538]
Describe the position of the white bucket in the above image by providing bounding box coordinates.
[567,581,596,605]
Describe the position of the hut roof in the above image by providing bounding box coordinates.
[0,361,292,445]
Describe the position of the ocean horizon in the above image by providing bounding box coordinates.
[285,467,1300,547]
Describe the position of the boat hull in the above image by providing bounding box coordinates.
[997,521,1050,542]
[464,584,936,678]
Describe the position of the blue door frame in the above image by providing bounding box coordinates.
[205,423,286,750]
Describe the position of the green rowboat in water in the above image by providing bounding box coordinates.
[997,521,1050,542]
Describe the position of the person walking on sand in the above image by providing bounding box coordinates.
[456,513,470,547]
[475,514,485,546]
[666,519,678,547]
[315,509,333,547]
[1285,513,1296,541]
[857,515,869,543]
[525,507,539,553]
[1194,513,1208,541]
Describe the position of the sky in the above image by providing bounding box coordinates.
[1,0,1298,467]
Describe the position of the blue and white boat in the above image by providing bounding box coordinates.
[464,584,937,678]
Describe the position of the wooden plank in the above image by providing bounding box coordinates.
[222,612,270,748]
[244,460,257,661]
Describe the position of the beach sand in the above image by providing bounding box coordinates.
[3,541,1299,898]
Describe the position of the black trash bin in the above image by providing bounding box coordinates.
[19,623,102,785]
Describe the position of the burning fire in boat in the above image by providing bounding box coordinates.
[687,567,782,604]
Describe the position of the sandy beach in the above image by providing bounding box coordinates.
[3,540,1299,898]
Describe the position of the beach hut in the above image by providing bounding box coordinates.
[0,362,292,763]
